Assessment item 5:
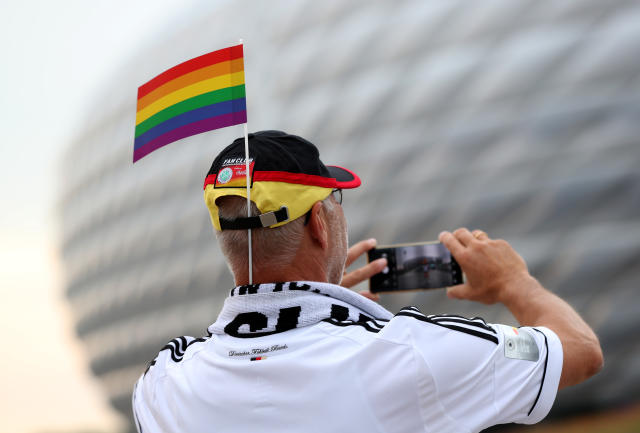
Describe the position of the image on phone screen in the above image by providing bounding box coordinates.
[368,242,463,293]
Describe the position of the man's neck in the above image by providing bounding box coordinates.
[231,228,344,286]
[233,270,329,286]
[233,255,332,286]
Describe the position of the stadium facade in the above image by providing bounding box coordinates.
[58,0,640,429]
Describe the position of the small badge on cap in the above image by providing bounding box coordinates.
[215,158,254,188]
[498,325,540,362]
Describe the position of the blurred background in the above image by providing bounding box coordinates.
[2,1,639,432]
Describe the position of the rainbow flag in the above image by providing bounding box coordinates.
[133,44,247,162]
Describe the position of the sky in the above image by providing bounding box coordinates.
[0,2,205,431]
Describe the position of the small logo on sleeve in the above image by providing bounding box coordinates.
[498,325,539,362]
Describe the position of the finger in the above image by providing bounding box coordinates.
[341,257,387,288]
[358,290,380,302]
[472,229,489,241]
[446,283,472,300]
[453,227,474,246]
[345,238,377,268]
[439,231,465,258]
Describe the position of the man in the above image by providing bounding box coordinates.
[133,130,603,433]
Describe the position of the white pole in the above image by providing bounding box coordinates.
[240,39,253,284]
[243,123,252,284]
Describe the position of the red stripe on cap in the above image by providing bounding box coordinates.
[327,165,361,189]
[204,169,361,190]
[253,171,338,187]
[204,174,217,189]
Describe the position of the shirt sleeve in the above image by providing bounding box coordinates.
[132,371,163,433]
[131,346,177,433]
[395,308,563,431]
[491,325,563,424]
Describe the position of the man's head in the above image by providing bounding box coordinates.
[203,130,360,285]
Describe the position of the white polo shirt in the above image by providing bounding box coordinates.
[133,281,562,433]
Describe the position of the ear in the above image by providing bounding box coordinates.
[308,201,328,250]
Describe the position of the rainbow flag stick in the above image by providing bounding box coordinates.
[239,41,253,284]
[243,122,253,284]
[134,40,254,283]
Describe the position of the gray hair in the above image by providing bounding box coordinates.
[215,196,307,274]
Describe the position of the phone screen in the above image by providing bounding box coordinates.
[368,242,463,293]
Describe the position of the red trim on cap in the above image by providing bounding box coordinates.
[253,171,339,187]
[327,165,361,189]
[204,174,216,189]
[203,169,361,189]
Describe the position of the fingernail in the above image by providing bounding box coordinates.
[375,258,387,266]
[368,238,377,246]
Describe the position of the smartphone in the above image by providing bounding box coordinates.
[367,241,463,293]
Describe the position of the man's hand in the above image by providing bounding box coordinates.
[341,238,387,301]
[440,227,603,389]
[439,228,529,304]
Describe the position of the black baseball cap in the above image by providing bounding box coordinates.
[204,130,360,230]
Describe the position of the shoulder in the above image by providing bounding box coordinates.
[385,306,562,365]
[133,330,214,425]
[316,305,502,350]
[315,314,391,345]
[381,306,563,426]
[142,331,213,381]
[380,306,500,346]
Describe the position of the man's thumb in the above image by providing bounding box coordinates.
[446,284,470,300]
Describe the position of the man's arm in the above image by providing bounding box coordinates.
[439,228,603,389]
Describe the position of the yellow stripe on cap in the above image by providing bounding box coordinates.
[204,182,332,231]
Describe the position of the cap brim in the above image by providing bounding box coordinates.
[327,165,361,189]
